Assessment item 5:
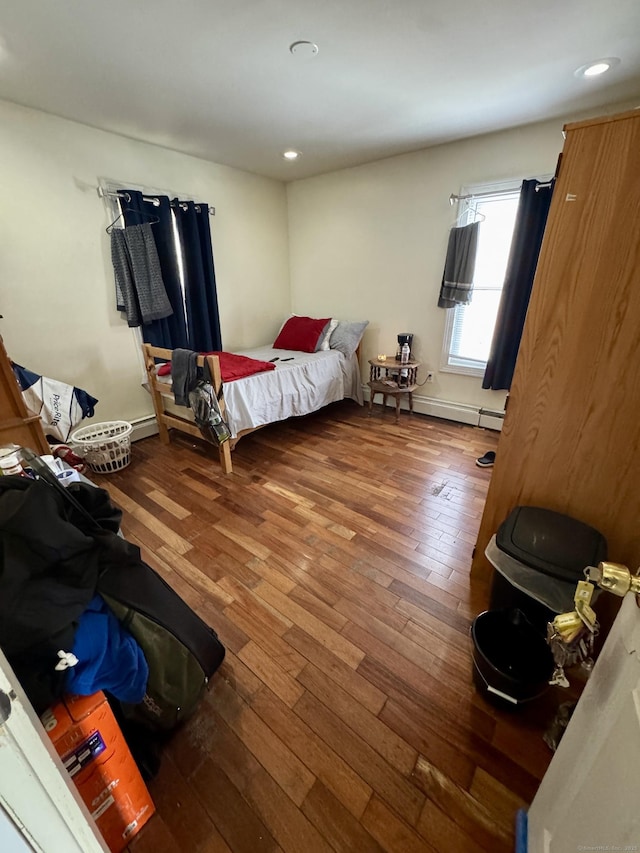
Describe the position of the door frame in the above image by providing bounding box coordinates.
[0,650,107,853]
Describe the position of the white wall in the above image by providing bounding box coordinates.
[285,104,632,413]
[0,99,290,425]
[2,98,635,431]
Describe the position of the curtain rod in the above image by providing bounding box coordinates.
[97,186,215,216]
[449,179,553,205]
[448,187,520,205]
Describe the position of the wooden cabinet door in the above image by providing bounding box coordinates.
[472,110,640,580]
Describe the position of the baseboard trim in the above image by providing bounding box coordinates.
[133,393,501,442]
[130,415,159,442]
[362,387,502,430]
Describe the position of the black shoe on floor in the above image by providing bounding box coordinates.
[476,451,496,468]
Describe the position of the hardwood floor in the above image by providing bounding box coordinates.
[93,401,565,852]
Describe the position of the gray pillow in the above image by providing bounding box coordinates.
[329,320,368,356]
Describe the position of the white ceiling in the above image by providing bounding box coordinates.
[1,0,639,181]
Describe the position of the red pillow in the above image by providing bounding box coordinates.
[273,316,331,352]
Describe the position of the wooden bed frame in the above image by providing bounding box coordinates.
[143,344,233,474]
[143,342,363,475]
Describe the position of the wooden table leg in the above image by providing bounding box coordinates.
[383,394,387,413]
[395,395,401,423]
[409,391,413,414]
[368,390,374,416]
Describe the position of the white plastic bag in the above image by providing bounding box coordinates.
[13,364,98,443]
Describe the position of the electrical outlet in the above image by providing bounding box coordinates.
[426,371,434,383]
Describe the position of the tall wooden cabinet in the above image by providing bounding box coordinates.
[0,336,50,454]
[472,109,640,581]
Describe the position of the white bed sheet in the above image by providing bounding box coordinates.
[158,347,363,439]
[226,346,361,437]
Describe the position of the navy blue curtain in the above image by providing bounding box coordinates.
[122,191,188,349]
[482,179,555,390]
[122,190,221,352]
[173,199,222,352]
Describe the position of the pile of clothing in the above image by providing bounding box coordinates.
[0,476,147,712]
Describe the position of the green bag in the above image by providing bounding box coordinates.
[99,559,225,732]
[103,596,211,730]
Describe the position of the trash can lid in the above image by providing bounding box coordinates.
[496,506,607,583]
[486,536,584,614]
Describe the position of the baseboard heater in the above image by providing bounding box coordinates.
[130,415,159,442]
[362,387,504,431]
[478,407,505,431]
[134,395,505,442]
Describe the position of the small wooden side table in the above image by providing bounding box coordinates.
[368,358,421,423]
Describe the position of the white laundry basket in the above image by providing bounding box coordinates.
[70,420,132,474]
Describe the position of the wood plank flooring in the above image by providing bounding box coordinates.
[91,401,568,852]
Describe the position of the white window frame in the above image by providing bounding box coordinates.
[440,178,523,377]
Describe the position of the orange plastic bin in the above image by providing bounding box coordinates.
[41,691,154,852]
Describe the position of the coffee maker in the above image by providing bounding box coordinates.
[396,333,413,361]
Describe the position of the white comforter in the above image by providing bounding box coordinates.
[225,346,362,437]
[160,347,363,439]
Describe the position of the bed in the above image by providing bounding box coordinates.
[142,339,364,475]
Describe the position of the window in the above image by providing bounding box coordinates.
[441,181,521,377]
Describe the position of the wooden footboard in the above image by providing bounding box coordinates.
[142,344,233,475]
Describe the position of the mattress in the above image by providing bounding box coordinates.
[157,346,363,438]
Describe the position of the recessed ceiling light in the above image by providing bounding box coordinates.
[289,40,318,57]
[282,150,301,161]
[575,58,620,78]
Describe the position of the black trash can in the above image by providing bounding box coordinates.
[488,506,608,634]
[471,608,554,707]
[471,506,607,706]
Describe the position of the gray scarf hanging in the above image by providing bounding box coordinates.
[111,224,173,327]
[437,221,480,309]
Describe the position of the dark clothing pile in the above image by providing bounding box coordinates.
[0,476,147,712]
